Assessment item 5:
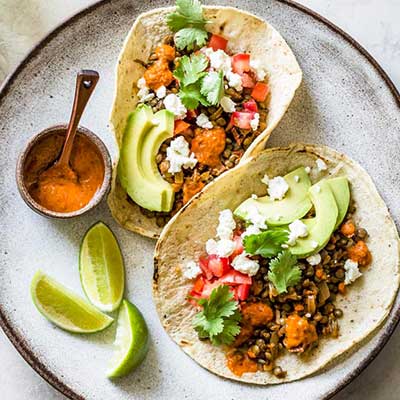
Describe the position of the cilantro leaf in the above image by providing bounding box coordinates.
[174,27,209,51]
[167,0,207,31]
[179,82,209,109]
[200,71,224,105]
[268,250,301,294]
[193,285,241,346]
[243,229,289,258]
[173,53,208,86]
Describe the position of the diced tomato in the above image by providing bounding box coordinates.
[186,109,198,120]
[201,281,224,297]
[236,284,251,301]
[208,34,228,51]
[230,111,255,130]
[251,82,269,102]
[243,98,258,112]
[207,255,231,278]
[219,270,252,286]
[232,53,251,74]
[192,275,205,294]
[241,73,255,88]
[199,256,213,280]
[229,235,244,261]
[174,120,190,135]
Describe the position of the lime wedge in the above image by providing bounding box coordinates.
[107,300,149,378]
[31,270,113,333]
[79,222,125,312]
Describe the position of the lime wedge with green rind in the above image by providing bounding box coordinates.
[31,270,113,333]
[79,222,125,312]
[107,300,149,378]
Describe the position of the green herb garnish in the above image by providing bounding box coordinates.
[179,82,209,109]
[268,250,301,294]
[167,0,209,50]
[201,70,224,105]
[243,229,289,258]
[193,285,241,345]
[173,53,208,86]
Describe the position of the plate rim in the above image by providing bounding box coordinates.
[0,1,399,399]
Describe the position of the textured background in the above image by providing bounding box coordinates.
[0,0,399,398]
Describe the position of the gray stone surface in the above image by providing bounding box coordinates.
[0,0,398,399]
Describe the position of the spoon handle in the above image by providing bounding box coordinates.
[58,70,99,166]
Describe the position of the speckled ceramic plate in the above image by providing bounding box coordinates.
[0,1,399,399]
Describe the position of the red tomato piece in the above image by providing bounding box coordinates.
[243,98,258,112]
[229,235,244,261]
[208,34,228,51]
[251,82,269,102]
[219,270,252,286]
[232,53,251,74]
[236,284,251,301]
[230,111,255,130]
[192,275,205,294]
[201,281,224,298]
[199,256,213,280]
[241,73,255,88]
[207,255,231,278]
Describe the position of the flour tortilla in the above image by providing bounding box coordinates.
[153,143,400,384]
[108,6,302,238]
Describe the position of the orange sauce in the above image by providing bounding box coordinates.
[144,44,175,90]
[24,133,104,213]
[242,302,274,326]
[284,314,318,350]
[347,240,372,266]
[182,178,205,204]
[226,352,258,376]
[191,127,226,167]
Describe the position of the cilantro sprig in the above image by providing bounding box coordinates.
[243,229,289,258]
[193,285,241,345]
[268,250,301,294]
[167,0,209,50]
[201,71,224,105]
[174,53,208,86]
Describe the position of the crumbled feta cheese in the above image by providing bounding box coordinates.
[182,261,201,279]
[305,166,311,174]
[220,96,236,113]
[206,238,236,257]
[202,48,232,74]
[316,158,328,172]
[163,93,187,119]
[216,209,236,240]
[288,219,308,245]
[196,113,213,129]
[314,185,321,193]
[311,241,319,249]
[250,59,267,81]
[250,113,260,131]
[155,85,167,99]
[294,175,300,183]
[246,206,267,230]
[344,259,362,285]
[226,71,243,92]
[251,194,258,199]
[137,77,147,89]
[166,136,197,173]
[306,253,321,266]
[267,176,289,201]
[232,253,260,276]
[242,224,261,238]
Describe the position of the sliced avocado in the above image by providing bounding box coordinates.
[290,181,338,257]
[234,167,312,226]
[117,105,175,212]
[326,177,350,229]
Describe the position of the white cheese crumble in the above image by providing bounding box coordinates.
[232,253,260,276]
[250,113,260,131]
[163,93,187,119]
[288,219,308,245]
[246,206,267,230]
[202,48,232,74]
[251,194,258,199]
[306,253,321,266]
[344,259,362,285]
[305,166,311,174]
[216,209,236,240]
[166,136,197,174]
[250,59,267,81]
[220,96,236,113]
[267,176,289,201]
[241,224,261,238]
[316,158,328,172]
[226,71,243,92]
[196,113,213,129]
[206,238,236,258]
[182,261,201,279]
[294,175,300,183]
[136,77,155,103]
[155,85,167,99]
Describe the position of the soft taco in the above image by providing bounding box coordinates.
[153,143,400,384]
[108,0,302,238]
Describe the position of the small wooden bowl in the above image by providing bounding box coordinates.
[16,124,112,219]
